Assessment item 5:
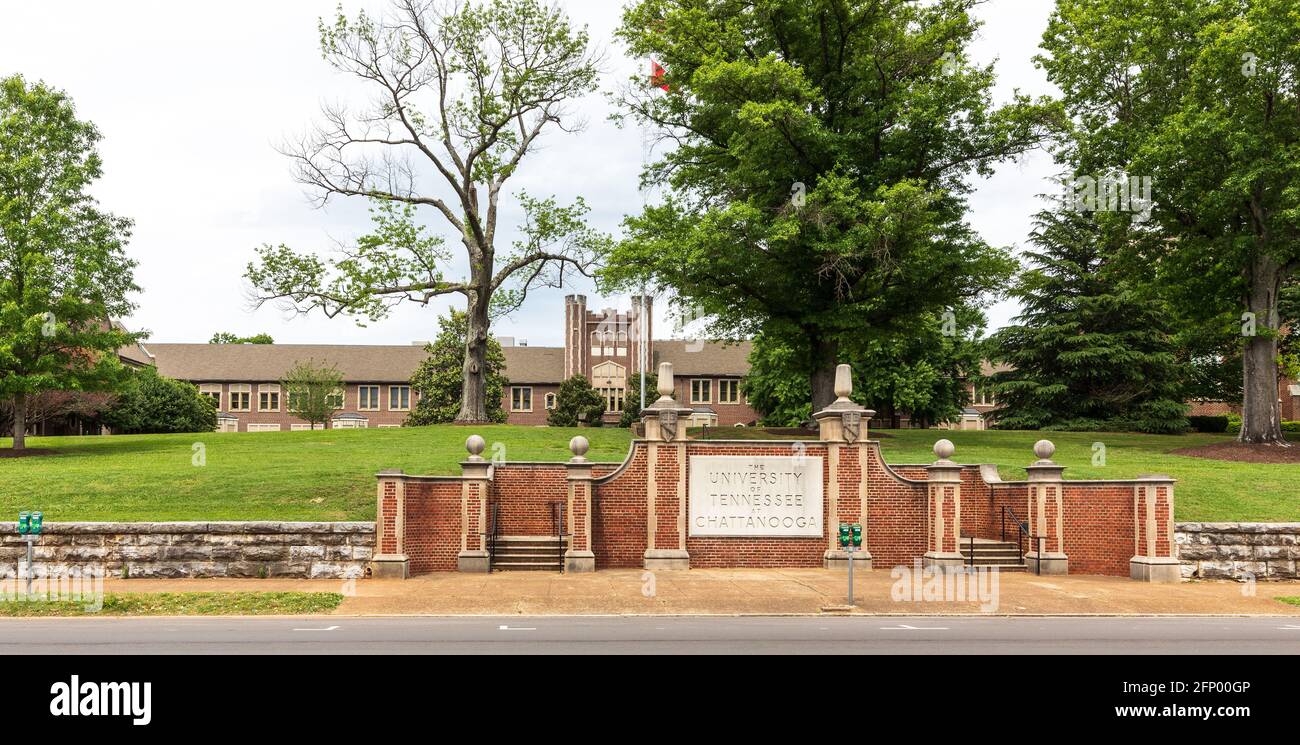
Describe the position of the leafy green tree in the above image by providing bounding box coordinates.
[407,311,508,425]
[989,208,1187,433]
[245,0,606,424]
[743,307,986,427]
[281,359,345,429]
[601,0,1058,411]
[210,332,274,344]
[0,75,139,449]
[102,368,217,435]
[548,375,605,428]
[1039,0,1300,443]
[618,370,658,428]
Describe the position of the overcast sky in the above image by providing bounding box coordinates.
[1,0,1058,347]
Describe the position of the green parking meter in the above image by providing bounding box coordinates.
[17,512,29,535]
[851,523,862,548]
[838,523,850,549]
[30,512,42,535]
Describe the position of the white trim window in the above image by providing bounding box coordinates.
[229,384,251,412]
[258,384,280,412]
[545,392,557,410]
[599,387,624,413]
[199,384,222,409]
[326,388,344,410]
[511,386,533,412]
[358,385,381,411]
[718,379,740,404]
[332,416,369,429]
[388,385,411,411]
[690,379,712,405]
[290,423,325,431]
[247,423,281,433]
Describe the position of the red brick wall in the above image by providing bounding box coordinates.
[592,445,650,568]
[205,381,413,430]
[501,384,561,426]
[862,446,929,568]
[1061,483,1138,575]
[491,464,568,535]
[402,479,462,573]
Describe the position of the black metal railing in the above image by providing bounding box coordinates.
[967,536,975,569]
[550,501,566,573]
[486,501,500,573]
[1000,505,1030,559]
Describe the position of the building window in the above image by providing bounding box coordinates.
[590,331,602,356]
[599,387,625,413]
[332,417,368,429]
[718,379,740,404]
[247,423,281,433]
[388,385,411,411]
[973,382,995,406]
[229,384,251,412]
[690,379,712,404]
[326,388,344,410]
[258,384,280,412]
[199,384,222,410]
[545,392,557,410]
[511,386,532,412]
[358,385,381,411]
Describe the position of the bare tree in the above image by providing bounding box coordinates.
[246,0,606,422]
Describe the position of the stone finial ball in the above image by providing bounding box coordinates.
[933,438,955,460]
[569,435,590,459]
[465,434,486,457]
[1034,439,1056,460]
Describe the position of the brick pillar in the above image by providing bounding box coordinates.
[457,435,493,573]
[642,362,692,570]
[370,469,409,578]
[564,436,596,572]
[924,439,965,570]
[1024,439,1068,575]
[813,364,874,571]
[1131,476,1179,582]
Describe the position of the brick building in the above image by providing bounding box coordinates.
[138,295,760,432]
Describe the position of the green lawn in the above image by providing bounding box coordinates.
[0,592,343,616]
[0,425,633,522]
[2,425,1295,522]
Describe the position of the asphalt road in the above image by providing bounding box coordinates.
[0,615,1298,654]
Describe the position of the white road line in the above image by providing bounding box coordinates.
[292,625,340,631]
[498,625,536,631]
[880,624,949,630]
[1279,625,1300,630]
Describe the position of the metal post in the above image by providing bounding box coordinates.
[846,545,855,606]
[24,535,34,597]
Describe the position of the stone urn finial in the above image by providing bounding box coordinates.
[465,434,486,462]
[656,361,674,399]
[933,438,956,463]
[569,435,589,462]
[833,364,853,401]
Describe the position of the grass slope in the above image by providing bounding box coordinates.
[3,426,1294,522]
[0,592,343,617]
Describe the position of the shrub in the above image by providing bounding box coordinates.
[102,368,217,434]
[548,375,606,427]
[1187,415,1230,433]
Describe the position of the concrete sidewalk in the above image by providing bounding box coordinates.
[90,569,1300,617]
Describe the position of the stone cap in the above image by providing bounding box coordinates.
[812,364,873,419]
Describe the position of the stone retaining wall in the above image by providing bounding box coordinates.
[1176,523,1300,580]
[0,522,375,579]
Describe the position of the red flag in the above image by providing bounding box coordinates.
[650,59,669,92]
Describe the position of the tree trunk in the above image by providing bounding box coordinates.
[12,393,26,450]
[1240,253,1287,445]
[808,334,840,414]
[456,281,492,424]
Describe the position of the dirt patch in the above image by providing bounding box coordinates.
[0,448,58,459]
[1172,441,1300,464]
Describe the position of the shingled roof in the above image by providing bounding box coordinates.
[653,339,752,376]
[146,343,571,384]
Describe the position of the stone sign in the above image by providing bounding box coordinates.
[688,455,823,537]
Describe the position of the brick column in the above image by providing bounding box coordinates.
[1024,439,1068,575]
[564,436,596,572]
[642,362,692,570]
[923,439,965,570]
[813,364,874,571]
[1131,476,1179,582]
[370,469,409,578]
[458,435,493,573]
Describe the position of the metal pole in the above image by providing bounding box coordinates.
[846,548,852,605]
[24,536,33,598]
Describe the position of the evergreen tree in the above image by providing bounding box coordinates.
[990,209,1187,433]
[548,375,605,428]
[617,371,658,428]
[407,311,508,426]
[102,368,217,435]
